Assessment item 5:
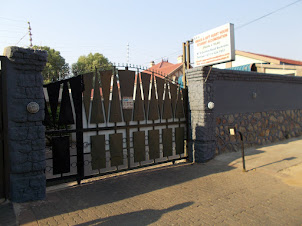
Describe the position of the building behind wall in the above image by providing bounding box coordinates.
[215,50,302,76]
[144,59,183,82]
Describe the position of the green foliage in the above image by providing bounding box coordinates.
[72,53,112,75]
[34,46,70,83]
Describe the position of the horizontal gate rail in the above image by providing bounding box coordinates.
[45,121,185,135]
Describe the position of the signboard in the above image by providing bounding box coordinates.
[193,23,235,67]
[122,97,134,109]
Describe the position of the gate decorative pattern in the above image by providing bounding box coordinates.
[44,67,187,184]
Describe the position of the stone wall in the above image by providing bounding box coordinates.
[3,46,47,202]
[186,66,302,159]
[216,110,302,154]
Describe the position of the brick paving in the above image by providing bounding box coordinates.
[7,137,302,225]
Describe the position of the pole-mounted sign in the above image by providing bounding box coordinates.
[193,23,235,67]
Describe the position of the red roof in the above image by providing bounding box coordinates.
[143,60,183,77]
[240,51,302,66]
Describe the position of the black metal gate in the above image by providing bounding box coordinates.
[44,66,188,185]
[0,57,8,199]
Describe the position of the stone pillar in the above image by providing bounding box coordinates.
[186,67,215,163]
[3,46,47,202]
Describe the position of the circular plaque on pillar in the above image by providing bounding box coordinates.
[27,102,40,114]
[207,101,215,110]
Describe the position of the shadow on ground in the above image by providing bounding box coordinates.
[77,202,194,226]
[17,146,272,224]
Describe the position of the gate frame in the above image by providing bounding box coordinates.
[44,66,188,186]
[0,56,9,200]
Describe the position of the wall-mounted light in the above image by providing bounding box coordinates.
[229,127,236,136]
[252,92,257,99]
[207,101,215,110]
[27,102,39,114]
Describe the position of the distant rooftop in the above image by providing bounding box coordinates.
[144,60,183,78]
[237,50,302,66]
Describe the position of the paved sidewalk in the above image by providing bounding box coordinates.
[10,137,302,225]
[0,201,17,226]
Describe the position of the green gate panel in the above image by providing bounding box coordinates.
[175,89,185,119]
[155,77,165,118]
[43,99,51,126]
[90,72,105,124]
[148,130,160,159]
[162,128,172,157]
[91,135,106,170]
[46,82,60,125]
[141,72,151,119]
[58,82,74,126]
[175,127,185,155]
[148,76,159,120]
[133,74,145,121]
[52,136,70,175]
[100,70,112,122]
[82,72,94,123]
[133,131,145,163]
[162,83,173,120]
[169,82,178,117]
[119,70,135,122]
[109,74,122,123]
[109,133,123,167]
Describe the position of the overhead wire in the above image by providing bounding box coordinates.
[0,16,27,22]
[15,31,29,45]
[236,0,302,30]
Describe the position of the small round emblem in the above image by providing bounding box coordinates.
[27,102,40,114]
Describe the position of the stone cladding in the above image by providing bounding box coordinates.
[3,46,47,202]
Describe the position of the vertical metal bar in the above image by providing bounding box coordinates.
[186,40,190,70]
[76,76,84,184]
[126,122,131,169]
[185,88,189,160]
[182,42,186,88]
[0,57,9,199]
[239,132,247,172]
[183,41,190,160]
[137,67,142,166]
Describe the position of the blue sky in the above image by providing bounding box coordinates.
[1,0,301,68]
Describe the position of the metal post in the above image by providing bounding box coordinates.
[0,57,9,199]
[238,132,246,172]
[186,40,190,70]
[182,42,187,88]
[69,75,84,185]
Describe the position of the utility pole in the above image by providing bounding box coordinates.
[28,22,33,48]
[182,40,192,87]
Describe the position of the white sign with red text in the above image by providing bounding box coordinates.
[193,23,235,67]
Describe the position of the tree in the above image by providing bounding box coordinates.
[34,46,69,83]
[72,53,112,75]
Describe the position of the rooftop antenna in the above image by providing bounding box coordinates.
[28,22,33,48]
[127,42,130,65]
